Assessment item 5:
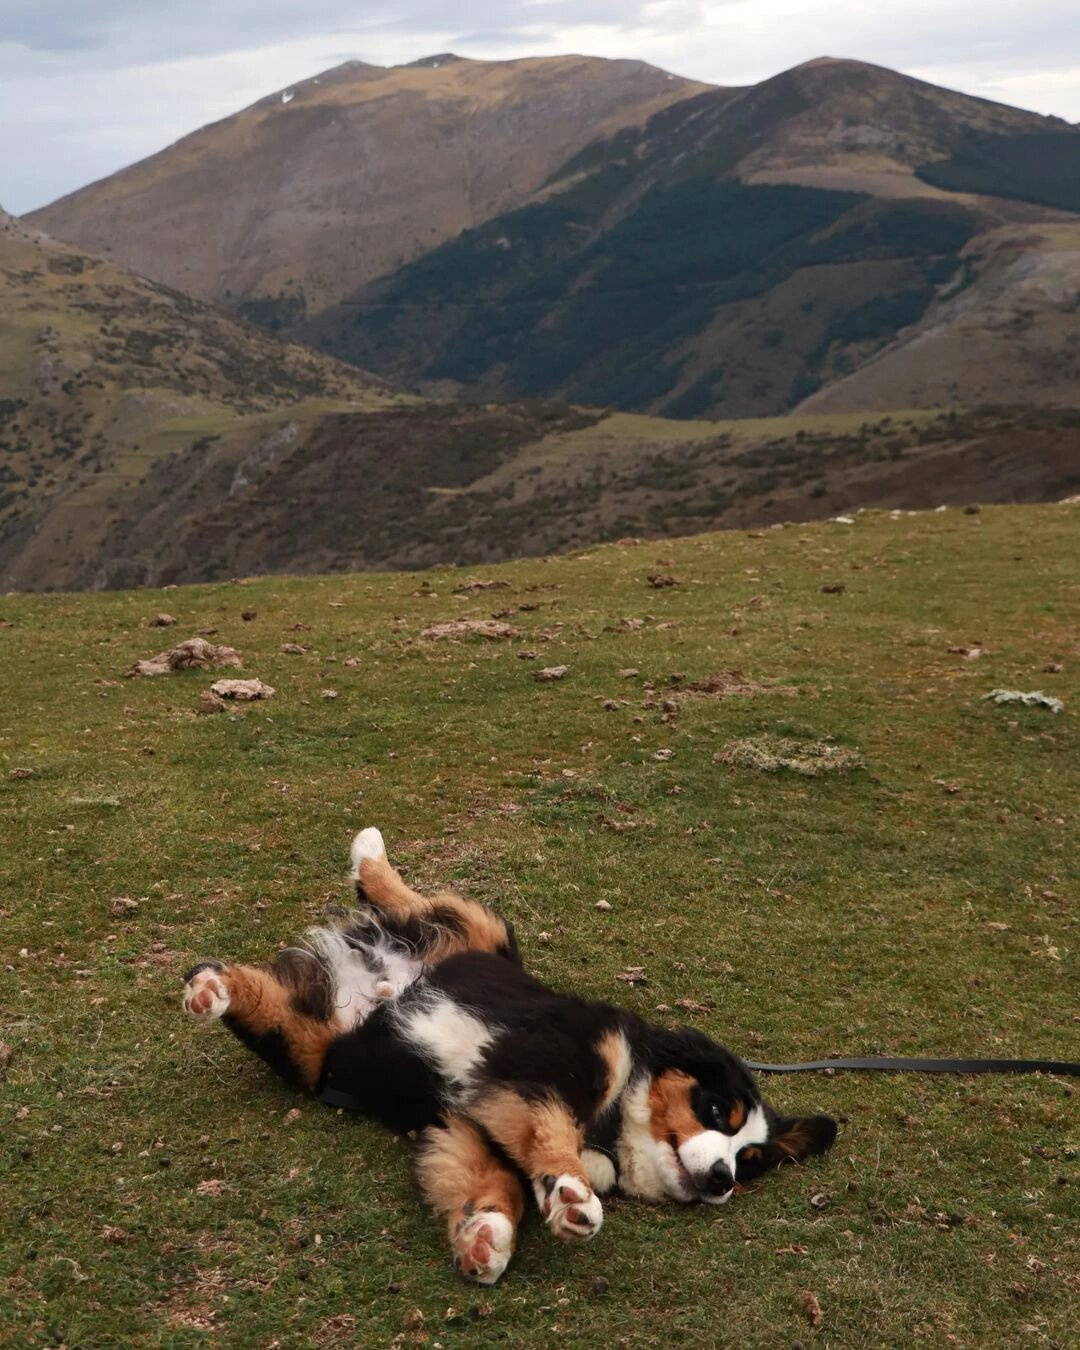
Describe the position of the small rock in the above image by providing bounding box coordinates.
[110,896,140,917]
[150,613,177,627]
[590,1276,610,1297]
[284,1108,303,1124]
[533,665,569,682]
[517,650,539,660]
[602,699,619,711]
[321,689,339,700]
[653,748,674,761]
[617,967,648,985]
[594,899,612,912]
[198,690,227,715]
[281,642,310,655]
[210,679,275,702]
[129,637,242,678]
[421,619,519,641]
[344,656,361,667]
[647,574,678,588]
[1043,661,1063,674]
[8,767,34,781]
[617,668,640,678]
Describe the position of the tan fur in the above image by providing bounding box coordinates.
[468,1088,588,1186]
[647,1069,702,1146]
[595,1028,632,1113]
[729,1101,746,1131]
[219,965,337,1088]
[772,1119,817,1159]
[415,1115,525,1238]
[358,855,512,961]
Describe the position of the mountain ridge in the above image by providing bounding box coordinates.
[28,54,709,318]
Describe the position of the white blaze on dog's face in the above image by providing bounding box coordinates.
[647,1070,768,1204]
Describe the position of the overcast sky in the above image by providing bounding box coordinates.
[2,0,1078,215]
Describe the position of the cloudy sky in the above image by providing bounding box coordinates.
[2,0,1078,214]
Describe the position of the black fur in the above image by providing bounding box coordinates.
[316,952,771,1162]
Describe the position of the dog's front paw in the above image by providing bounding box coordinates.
[182,964,230,1020]
[453,1211,515,1284]
[537,1174,603,1241]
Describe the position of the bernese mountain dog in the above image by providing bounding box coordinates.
[182,827,837,1284]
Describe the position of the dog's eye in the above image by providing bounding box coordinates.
[710,1104,726,1128]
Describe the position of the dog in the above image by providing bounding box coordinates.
[182,827,837,1284]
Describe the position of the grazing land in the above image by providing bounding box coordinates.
[1,506,1077,1347]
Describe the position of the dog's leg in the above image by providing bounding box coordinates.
[350,827,518,964]
[467,1089,603,1242]
[414,1116,524,1285]
[182,961,339,1090]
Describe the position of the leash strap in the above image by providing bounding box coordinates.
[743,1055,1080,1077]
[320,1086,366,1111]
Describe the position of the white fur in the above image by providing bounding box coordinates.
[535,1174,603,1240]
[182,969,230,1021]
[454,1211,515,1285]
[302,924,422,1031]
[678,1104,768,1203]
[350,826,386,879]
[582,1148,618,1196]
[616,1077,692,1202]
[396,993,494,1088]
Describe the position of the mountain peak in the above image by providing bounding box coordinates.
[403,53,464,69]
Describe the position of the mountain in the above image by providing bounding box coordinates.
[0,209,395,590]
[27,55,708,323]
[5,204,1076,592]
[4,206,1077,593]
[298,59,1080,419]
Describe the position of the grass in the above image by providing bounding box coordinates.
[1,505,1077,1348]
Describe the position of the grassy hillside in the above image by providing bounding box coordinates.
[1,506,1077,1347]
[0,214,401,590]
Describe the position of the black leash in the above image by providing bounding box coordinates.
[320,1058,1080,1115]
[744,1055,1080,1077]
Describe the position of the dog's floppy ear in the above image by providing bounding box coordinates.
[736,1113,838,1181]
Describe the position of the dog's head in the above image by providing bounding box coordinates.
[640,1027,837,1204]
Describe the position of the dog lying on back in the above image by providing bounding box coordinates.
[182,828,837,1284]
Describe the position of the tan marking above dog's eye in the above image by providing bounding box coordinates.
[729,1101,746,1131]
[740,1145,762,1161]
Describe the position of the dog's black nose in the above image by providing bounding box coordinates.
[705,1162,734,1196]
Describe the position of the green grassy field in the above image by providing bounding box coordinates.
[1,506,1077,1348]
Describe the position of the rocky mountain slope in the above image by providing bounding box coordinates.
[28,55,708,322]
[298,59,1080,419]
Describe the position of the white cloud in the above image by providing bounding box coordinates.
[1,0,1077,214]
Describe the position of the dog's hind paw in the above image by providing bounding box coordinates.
[453,1211,515,1285]
[350,826,387,878]
[182,964,230,1020]
[538,1174,604,1241]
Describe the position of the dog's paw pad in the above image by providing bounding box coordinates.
[183,967,230,1020]
[350,827,387,878]
[453,1211,514,1285]
[539,1175,604,1241]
